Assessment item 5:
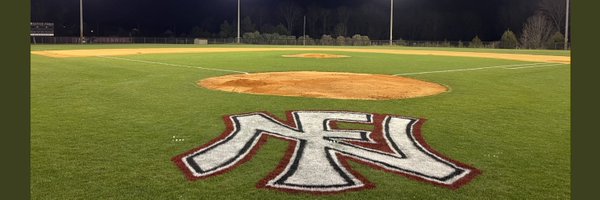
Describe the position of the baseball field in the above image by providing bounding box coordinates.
[30,44,570,199]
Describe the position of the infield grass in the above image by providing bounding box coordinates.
[31,45,570,199]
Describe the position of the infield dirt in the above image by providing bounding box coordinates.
[199,71,448,100]
[31,47,570,64]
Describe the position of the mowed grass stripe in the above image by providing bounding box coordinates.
[99,56,250,74]
[31,46,570,199]
[395,62,568,75]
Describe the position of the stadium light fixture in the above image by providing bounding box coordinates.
[389,0,393,46]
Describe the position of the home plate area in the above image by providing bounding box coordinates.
[173,111,480,194]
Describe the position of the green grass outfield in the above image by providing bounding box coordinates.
[30,45,570,199]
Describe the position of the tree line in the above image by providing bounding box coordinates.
[493,0,568,49]
[32,0,569,49]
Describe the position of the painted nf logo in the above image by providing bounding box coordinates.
[173,111,480,193]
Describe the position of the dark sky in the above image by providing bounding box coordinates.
[31,0,544,40]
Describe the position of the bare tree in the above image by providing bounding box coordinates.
[250,7,269,32]
[520,13,555,49]
[306,4,321,37]
[241,16,255,33]
[279,1,303,35]
[539,0,567,34]
[321,9,331,35]
[497,1,532,35]
[336,6,351,36]
[334,23,346,37]
[356,3,386,40]
[219,20,234,38]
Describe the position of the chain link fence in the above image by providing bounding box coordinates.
[30,36,570,50]
[30,37,197,44]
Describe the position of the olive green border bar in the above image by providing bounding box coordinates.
[2,0,595,199]
[1,0,30,199]
[572,0,598,199]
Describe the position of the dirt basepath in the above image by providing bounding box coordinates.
[32,47,570,64]
[199,71,448,100]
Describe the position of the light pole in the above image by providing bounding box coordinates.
[303,15,306,46]
[80,0,84,43]
[237,0,241,44]
[389,0,393,46]
[564,0,569,50]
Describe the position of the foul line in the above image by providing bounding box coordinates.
[504,63,567,70]
[97,56,249,74]
[394,62,566,76]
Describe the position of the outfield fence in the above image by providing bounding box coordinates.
[30,37,197,44]
[30,36,570,50]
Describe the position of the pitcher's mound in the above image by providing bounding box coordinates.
[199,71,447,100]
[282,53,350,58]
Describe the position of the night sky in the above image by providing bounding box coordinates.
[31,0,545,41]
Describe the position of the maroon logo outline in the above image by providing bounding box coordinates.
[172,111,480,194]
